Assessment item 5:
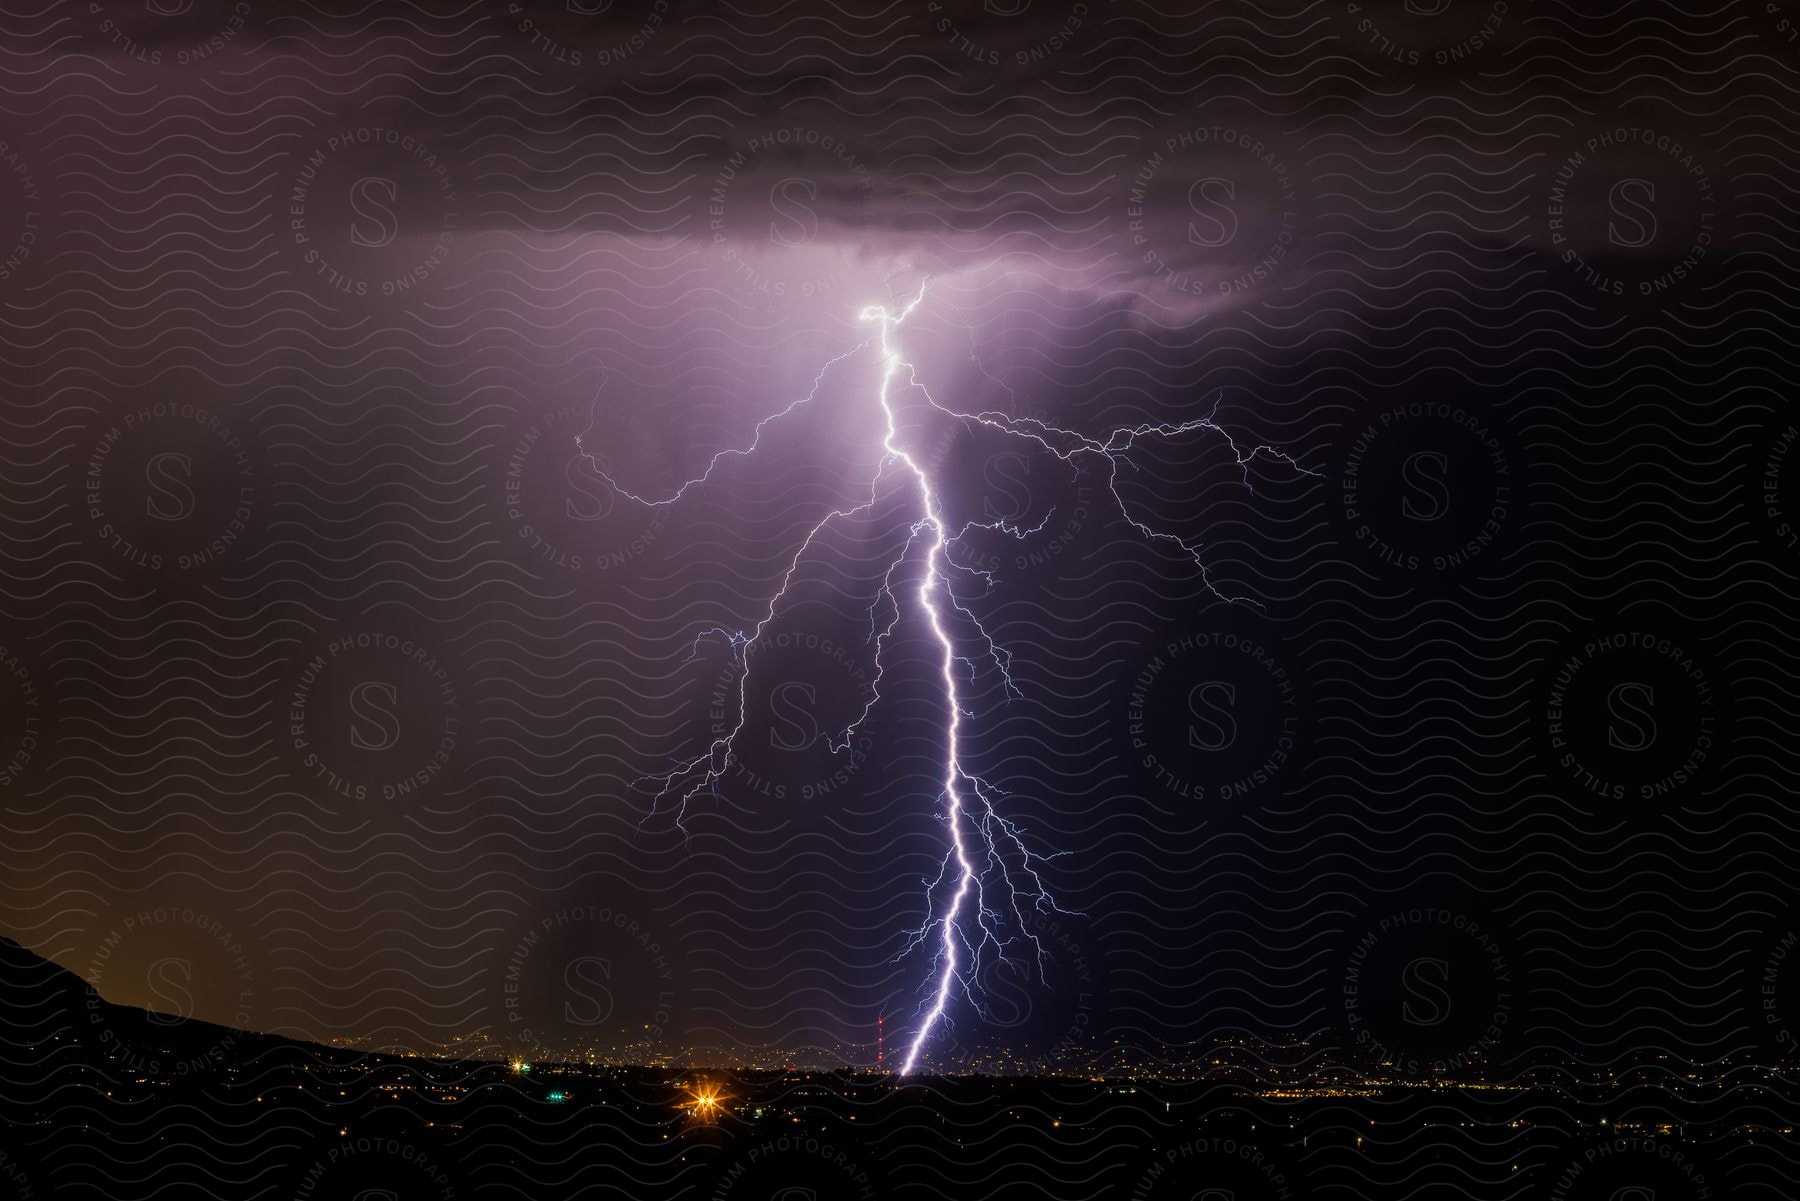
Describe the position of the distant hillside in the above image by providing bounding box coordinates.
[0,934,350,1109]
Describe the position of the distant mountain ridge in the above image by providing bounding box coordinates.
[0,935,101,1037]
[0,934,341,1101]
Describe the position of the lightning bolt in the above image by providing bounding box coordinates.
[578,277,1313,1075]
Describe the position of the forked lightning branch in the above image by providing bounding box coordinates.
[580,281,1311,1072]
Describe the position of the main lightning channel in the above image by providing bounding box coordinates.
[580,279,1312,1076]
[863,293,982,1076]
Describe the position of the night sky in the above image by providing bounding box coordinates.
[2,0,1797,1081]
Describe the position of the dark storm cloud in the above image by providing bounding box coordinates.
[64,0,1725,305]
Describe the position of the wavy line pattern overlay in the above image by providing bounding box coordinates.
[4,0,1800,1197]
